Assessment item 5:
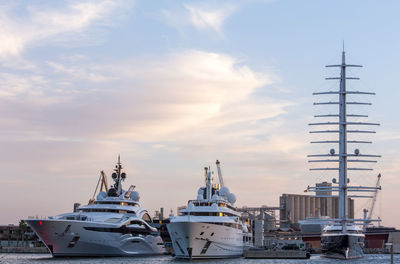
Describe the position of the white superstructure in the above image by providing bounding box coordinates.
[167,161,252,259]
[26,157,165,257]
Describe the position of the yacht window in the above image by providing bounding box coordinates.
[105,218,122,223]
[128,221,143,226]
[142,213,152,222]
[191,201,236,211]
[94,201,138,206]
[80,208,135,214]
[181,212,236,217]
[195,222,241,229]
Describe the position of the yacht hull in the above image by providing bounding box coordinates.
[321,233,364,259]
[26,219,165,257]
[167,221,244,259]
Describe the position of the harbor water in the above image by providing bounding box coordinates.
[0,254,398,264]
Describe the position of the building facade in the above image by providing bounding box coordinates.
[279,193,354,227]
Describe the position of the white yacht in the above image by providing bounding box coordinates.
[167,161,251,259]
[25,157,165,257]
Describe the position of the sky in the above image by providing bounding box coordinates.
[0,0,399,228]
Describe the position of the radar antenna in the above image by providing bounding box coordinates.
[111,155,126,195]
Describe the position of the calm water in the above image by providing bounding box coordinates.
[0,254,398,264]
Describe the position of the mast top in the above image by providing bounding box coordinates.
[342,46,346,65]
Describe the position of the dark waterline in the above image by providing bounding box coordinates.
[0,254,398,264]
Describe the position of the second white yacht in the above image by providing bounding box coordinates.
[26,157,165,257]
[167,160,251,259]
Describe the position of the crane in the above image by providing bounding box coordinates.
[88,171,109,204]
[216,160,224,187]
[363,173,382,229]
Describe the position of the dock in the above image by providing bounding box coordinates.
[0,247,49,253]
[244,249,310,259]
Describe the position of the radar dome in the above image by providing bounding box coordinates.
[121,172,126,179]
[212,194,219,200]
[198,187,205,195]
[130,191,140,201]
[228,193,236,204]
[97,191,107,200]
[112,172,117,179]
[187,202,195,211]
[219,186,230,197]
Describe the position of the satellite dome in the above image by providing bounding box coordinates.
[97,191,107,200]
[212,194,219,200]
[219,186,230,197]
[198,187,205,195]
[228,193,236,204]
[130,191,140,201]
[112,172,117,179]
[211,203,218,210]
[187,202,195,211]
[121,172,126,179]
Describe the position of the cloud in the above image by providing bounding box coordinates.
[0,50,293,143]
[46,61,116,83]
[184,4,236,33]
[0,48,302,224]
[0,0,133,59]
[0,72,48,98]
[162,3,236,34]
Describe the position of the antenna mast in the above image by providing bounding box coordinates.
[338,50,349,221]
[307,50,382,226]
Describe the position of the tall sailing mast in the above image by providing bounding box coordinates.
[307,50,381,226]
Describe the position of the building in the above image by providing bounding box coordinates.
[279,192,354,228]
[0,224,42,248]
